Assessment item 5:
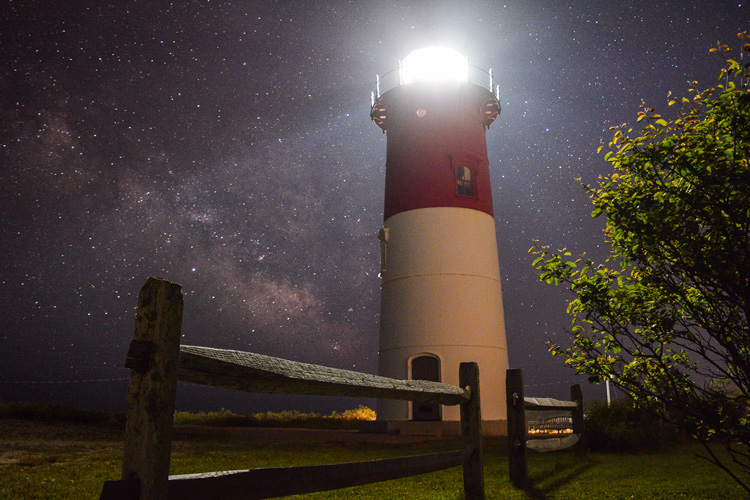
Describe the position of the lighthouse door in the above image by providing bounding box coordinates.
[410,355,442,421]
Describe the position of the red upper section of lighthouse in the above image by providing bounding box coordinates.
[372,80,500,220]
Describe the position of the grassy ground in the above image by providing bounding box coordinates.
[0,419,744,500]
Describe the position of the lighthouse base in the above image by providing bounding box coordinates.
[360,419,508,437]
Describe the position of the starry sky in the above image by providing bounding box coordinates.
[1,1,746,415]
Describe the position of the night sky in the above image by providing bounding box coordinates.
[1,1,746,415]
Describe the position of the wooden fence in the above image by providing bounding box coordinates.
[99,278,486,500]
[505,368,584,485]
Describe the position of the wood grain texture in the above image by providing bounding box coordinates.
[101,451,467,500]
[121,278,183,500]
[526,434,580,453]
[506,368,527,485]
[459,362,485,500]
[177,345,470,405]
[166,450,468,500]
[523,396,578,411]
[570,383,585,456]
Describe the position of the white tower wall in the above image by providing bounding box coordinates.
[378,206,508,422]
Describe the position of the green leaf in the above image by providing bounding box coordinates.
[530,50,750,474]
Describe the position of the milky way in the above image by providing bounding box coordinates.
[0,1,746,413]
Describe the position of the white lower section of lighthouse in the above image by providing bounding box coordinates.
[378,207,509,424]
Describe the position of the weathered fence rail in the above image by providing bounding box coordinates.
[505,368,584,485]
[99,278,486,500]
[177,344,470,404]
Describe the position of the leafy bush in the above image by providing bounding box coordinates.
[330,405,377,421]
[172,405,376,430]
[584,399,681,452]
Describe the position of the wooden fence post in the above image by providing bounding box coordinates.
[570,383,585,456]
[459,362,484,500]
[506,368,526,485]
[121,278,183,500]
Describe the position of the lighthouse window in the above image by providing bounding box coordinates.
[456,165,473,197]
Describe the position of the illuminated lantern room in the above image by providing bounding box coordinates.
[401,47,469,84]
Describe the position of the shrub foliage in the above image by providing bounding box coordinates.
[172,405,376,430]
[531,36,750,490]
[584,399,681,452]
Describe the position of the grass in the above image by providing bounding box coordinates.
[0,418,745,500]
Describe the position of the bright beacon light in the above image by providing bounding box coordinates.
[401,47,468,84]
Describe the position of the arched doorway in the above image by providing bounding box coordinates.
[410,354,441,421]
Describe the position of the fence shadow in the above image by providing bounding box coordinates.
[518,456,596,500]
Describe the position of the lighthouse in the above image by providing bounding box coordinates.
[371,47,509,435]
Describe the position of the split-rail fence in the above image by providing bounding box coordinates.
[506,368,585,485]
[99,277,486,500]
